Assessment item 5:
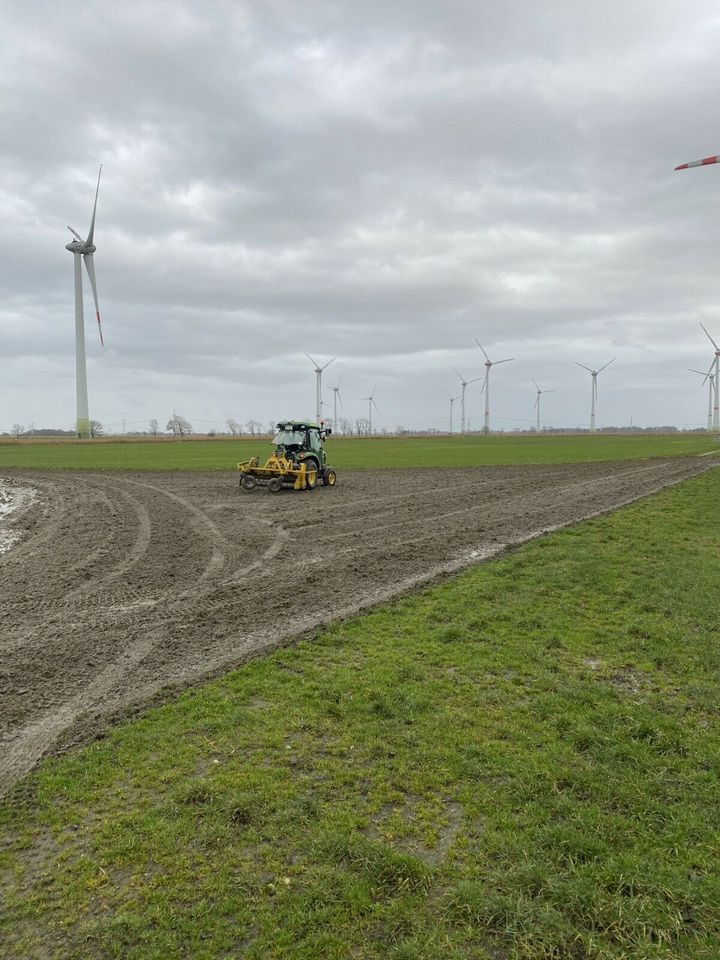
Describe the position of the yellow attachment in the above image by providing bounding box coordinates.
[293,463,308,490]
[238,453,311,489]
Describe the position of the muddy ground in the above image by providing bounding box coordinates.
[0,458,715,795]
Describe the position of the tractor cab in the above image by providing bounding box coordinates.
[274,421,331,468]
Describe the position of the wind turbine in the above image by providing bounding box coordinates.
[475,341,515,434]
[688,361,716,432]
[362,385,379,435]
[331,373,344,433]
[65,165,104,439]
[446,390,460,434]
[699,323,720,432]
[452,367,483,435]
[532,380,556,432]
[574,358,614,433]
[305,354,335,424]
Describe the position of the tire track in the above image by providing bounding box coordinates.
[61,481,153,602]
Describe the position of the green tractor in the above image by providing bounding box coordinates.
[238,421,337,492]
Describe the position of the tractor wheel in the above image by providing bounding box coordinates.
[322,468,337,487]
[267,476,283,493]
[240,474,257,492]
[304,464,318,490]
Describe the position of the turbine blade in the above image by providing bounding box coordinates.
[575,362,593,373]
[468,375,484,385]
[494,357,515,365]
[697,362,716,386]
[305,352,319,368]
[700,322,720,351]
[67,225,83,241]
[452,366,464,382]
[83,254,103,347]
[321,356,336,372]
[675,155,720,171]
[86,164,102,245]
[474,339,491,362]
[532,379,540,391]
[533,395,539,409]
[598,357,615,373]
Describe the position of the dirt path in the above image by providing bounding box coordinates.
[0,458,715,795]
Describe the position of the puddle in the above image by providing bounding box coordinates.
[0,481,37,554]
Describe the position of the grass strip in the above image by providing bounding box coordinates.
[0,433,717,471]
[1,471,719,959]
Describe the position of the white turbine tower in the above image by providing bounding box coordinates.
[65,165,104,439]
[446,390,460,434]
[574,358,614,433]
[532,380,556,432]
[699,323,720,433]
[331,373,343,433]
[688,362,716,432]
[362,385,379,435]
[475,341,514,435]
[306,354,335,424]
[452,367,483,435]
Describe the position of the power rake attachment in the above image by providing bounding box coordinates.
[237,420,337,493]
[238,452,319,492]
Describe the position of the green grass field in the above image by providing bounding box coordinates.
[0,433,717,471]
[2,468,719,959]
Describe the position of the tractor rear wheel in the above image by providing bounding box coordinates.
[322,467,337,487]
[304,464,318,490]
[241,474,257,491]
[267,477,283,493]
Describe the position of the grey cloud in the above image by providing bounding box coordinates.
[3,1,720,433]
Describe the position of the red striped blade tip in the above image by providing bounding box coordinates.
[675,155,720,170]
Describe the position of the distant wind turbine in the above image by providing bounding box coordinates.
[446,390,460,434]
[675,158,720,429]
[65,165,104,439]
[452,367,483,435]
[475,341,514,434]
[688,362,716,432]
[574,358,614,433]
[306,354,335,424]
[532,380,556,432]
[699,323,720,433]
[331,373,344,433]
[362,385,379,435]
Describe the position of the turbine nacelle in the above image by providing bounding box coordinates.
[65,238,96,255]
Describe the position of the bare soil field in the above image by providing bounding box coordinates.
[0,458,715,795]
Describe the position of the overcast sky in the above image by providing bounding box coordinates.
[3,0,720,434]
